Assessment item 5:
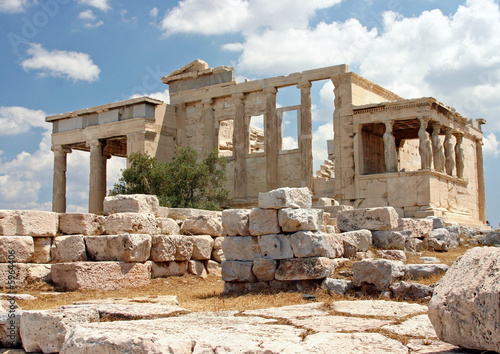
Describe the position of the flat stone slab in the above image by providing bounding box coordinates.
[332,300,428,318]
[290,315,390,333]
[73,295,179,306]
[382,314,437,339]
[243,303,328,320]
[406,339,468,353]
[61,303,189,320]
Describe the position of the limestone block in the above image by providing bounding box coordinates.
[221,209,251,236]
[25,264,51,283]
[290,231,339,258]
[32,237,51,263]
[164,208,220,221]
[51,262,151,291]
[0,310,22,347]
[445,225,461,247]
[156,218,180,235]
[428,228,450,251]
[428,247,500,353]
[323,205,353,219]
[211,248,225,262]
[321,278,353,295]
[248,208,280,236]
[278,208,323,232]
[257,234,293,260]
[275,257,335,281]
[59,213,103,235]
[372,230,411,250]
[405,264,449,280]
[376,250,407,262]
[426,216,445,229]
[103,213,159,235]
[15,211,59,237]
[316,198,338,207]
[103,194,159,216]
[419,256,441,263]
[85,234,151,262]
[213,236,224,250]
[206,260,222,276]
[411,238,426,252]
[222,236,261,261]
[258,187,312,209]
[188,260,207,278]
[20,308,99,353]
[337,207,400,232]
[478,231,500,246]
[191,235,214,260]
[353,259,405,291]
[252,258,276,281]
[0,263,27,288]
[150,261,188,278]
[390,281,433,301]
[332,299,427,318]
[0,210,17,236]
[181,215,223,237]
[51,235,87,262]
[0,236,34,263]
[221,261,256,282]
[397,218,433,238]
[341,230,372,258]
[150,235,194,262]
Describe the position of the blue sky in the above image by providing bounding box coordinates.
[0,0,499,226]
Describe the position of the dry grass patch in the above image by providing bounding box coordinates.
[405,244,473,266]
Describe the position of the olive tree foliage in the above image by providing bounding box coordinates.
[109,146,230,210]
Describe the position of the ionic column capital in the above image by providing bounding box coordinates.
[51,145,72,155]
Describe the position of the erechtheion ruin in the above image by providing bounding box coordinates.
[45,60,487,227]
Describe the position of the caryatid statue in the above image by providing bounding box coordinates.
[444,128,455,176]
[431,124,445,172]
[455,133,464,178]
[418,117,432,169]
[383,120,398,172]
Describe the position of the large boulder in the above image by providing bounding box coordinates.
[248,208,280,236]
[150,235,194,262]
[258,187,312,209]
[252,258,277,281]
[221,261,256,282]
[390,281,433,301]
[257,234,293,260]
[103,213,159,235]
[397,218,433,238]
[222,236,261,261]
[191,235,214,260]
[103,194,159,216]
[337,207,400,232]
[291,231,341,258]
[51,262,151,291]
[156,218,180,235]
[353,259,405,291]
[0,236,34,263]
[59,213,103,235]
[342,230,372,258]
[478,231,500,246]
[278,208,323,232]
[428,247,500,353]
[371,230,411,250]
[181,215,223,237]
[221,209,251,236]
[3,210,59,237]
[405,264,449,280]
[85,234,152,262]
[51,235,87,262]
[428,228,450,251]
[275,257,335,281]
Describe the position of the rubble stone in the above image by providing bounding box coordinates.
[85,234,152,262]
[405,264,449,280]
[221,261,256,282]
[0,236,34,263]
[206,260,222,276]
[478,231,500,246]
[275,257,335,281]
[0,210,17,236]
[0,311,22,347]
[51,235,87,262]
[428,228,451,251]
[248,208,280,236]
[222,236,261,261]
[213,236,224,250]
[372,230,411,250]
[150,261,187,278]
[103,194,159,216]
[428,247,500,353]
[258,187,312,209]
[211,248,225,262]
[426,216,445,229]
[397,218,433,238]
[342,230,372,258]
[188,260,207,278]
[376,250,407,262]
[162,208,220,221]
[181,215,223,237]
[278,208,323,232]
[337,207,400,232]
[51,262,151,291]
[291,231,340,258]
[191,235,214,260]
[156,217,180,235]
[150,235,194,261]
[252,258,276,281]
[257,234,293,259]
[390,281,433,301]
[321,278,353,295]
[221,209,251,236]
[59,213,103,235]
[353,259,405,291]
[103,213,159,235]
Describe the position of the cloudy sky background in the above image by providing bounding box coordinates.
[1,0,499,225]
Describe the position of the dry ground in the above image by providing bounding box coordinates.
[14,245,476,312]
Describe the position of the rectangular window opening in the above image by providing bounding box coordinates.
[249,114,264,154]
[218,119,234,157]
[279,108,300,151]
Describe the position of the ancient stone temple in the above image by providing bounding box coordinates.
[45,60,487,227]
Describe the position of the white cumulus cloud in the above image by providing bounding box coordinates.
[78,9,103,28]
[130,89,170,104]
[21,43,100,82]
[78,0,110,12]
[0,0,32,13]
[483,133,500,157]
[0,106,48,135]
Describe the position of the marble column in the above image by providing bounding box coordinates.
[51,145,71,213]
[455,133,465,179]
[431,124,445,172]
[444,128,455,176]
[297,80,313,190]
[87,140,107,214]
[232,93,247,199]
[383,120,398,172]
[418,117,432,169]
[475,138,487,223]
[264,87,279,191]
[202,98,215,151]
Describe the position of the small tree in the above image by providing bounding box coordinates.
[110,146,230,210]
